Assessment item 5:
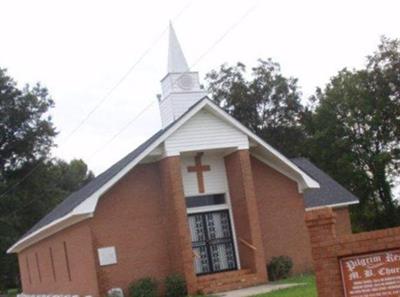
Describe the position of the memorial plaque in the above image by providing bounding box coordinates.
[340,249,400,297]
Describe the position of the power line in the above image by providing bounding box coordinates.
[86,1,260,162]
[0,2,193,200]
[60,1,192,146]
[1,0,259,215]
[87,100,157,162]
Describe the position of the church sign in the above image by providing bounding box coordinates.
[339,249,400,297]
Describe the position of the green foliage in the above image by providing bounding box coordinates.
[0,68,94,290]
[206,59,306,157]
[165,274,187,297]
[253,274,316,297]
[207,36,400,232]
[129,277,157,297]
[304,36,400,230]
[0,68,56,175]
[267,256,293,281]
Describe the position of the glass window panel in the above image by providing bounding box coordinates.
[186,194,226,208]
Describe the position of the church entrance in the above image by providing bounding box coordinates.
[188,210,237,275]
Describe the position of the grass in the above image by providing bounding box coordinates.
[5,288,19,297]
[251,274,317,297]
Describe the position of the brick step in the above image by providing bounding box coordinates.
[198,272,257,288]
[200,275,262,294]
[197,269,252,283]
[197,270,262,294]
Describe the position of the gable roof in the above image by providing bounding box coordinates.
[9,97,320,253]
[291,158,359,210]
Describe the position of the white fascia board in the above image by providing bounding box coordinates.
[8,99,211,253]
[305,200,359,211]
[10,98,319,253]
[201,102,320,191]
[7,212,92,253]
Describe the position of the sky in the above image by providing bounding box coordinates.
[1,0,400,175]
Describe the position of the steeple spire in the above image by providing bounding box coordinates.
[168,22,189,73]
[158,22,207,127]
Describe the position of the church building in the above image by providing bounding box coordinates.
[8,25,359,296]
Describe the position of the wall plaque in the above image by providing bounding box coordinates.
[98,246,117,266]
[340,249,400,297]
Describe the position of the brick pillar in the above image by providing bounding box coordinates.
[305,208,343,297]
[225,150,268,282]
[159,156,197,294]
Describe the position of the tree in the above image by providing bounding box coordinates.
[0,68,94,290]
[206,59,306,157]
[0,68,56,176]
[305,37,400,231]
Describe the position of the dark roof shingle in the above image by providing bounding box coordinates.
[291,158,359,209]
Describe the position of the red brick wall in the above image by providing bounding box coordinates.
[306,208,400,297]
[224,150,267,282]
[251,157,314,274]
[158,156,197,294]
[90,162,173,296]
[334,207,352,235]
[18,222,99,296]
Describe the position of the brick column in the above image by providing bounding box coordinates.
[159,156,197,294]
[225,150,268,282]
[305,208,343,297]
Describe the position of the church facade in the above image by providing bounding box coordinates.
[9,25,359,296]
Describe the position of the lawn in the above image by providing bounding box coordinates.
[251,274,317,297]
[5,288,19,297]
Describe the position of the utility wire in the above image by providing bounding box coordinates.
[2,1,260,217]
[86,2,259,161]
[0,2,193,200]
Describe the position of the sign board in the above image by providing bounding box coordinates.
[340,249,400,297]
[98,246,117,266]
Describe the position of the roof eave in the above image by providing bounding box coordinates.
[10,97,320,252]
[7,212,93,254]
[305,200,359,212]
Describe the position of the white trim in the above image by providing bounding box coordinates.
[305,200,359,211]
[200,101,320,191]
[9,98,320,253]
[186,204,229,214]
[7,212,92,253]
[185,192,241,270]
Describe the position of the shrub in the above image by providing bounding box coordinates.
[267,256,293,281]
[165,274,187,297]
[129,277,157,297]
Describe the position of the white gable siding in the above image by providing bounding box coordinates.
[181,154,229,197]
[159,97,173,128]
[164,110,249,155]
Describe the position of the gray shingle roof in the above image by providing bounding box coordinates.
[18,98,212,243]
[21,128,167,239]
[291,158,359,209]
[18,98,358,245]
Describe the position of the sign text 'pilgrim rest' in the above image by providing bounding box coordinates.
[187,152,210,193]
[340,249,400,297]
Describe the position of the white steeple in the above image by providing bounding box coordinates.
[158,23,207,128]
[167,22,189,73]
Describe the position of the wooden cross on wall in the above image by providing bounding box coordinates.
[187,152,210,193]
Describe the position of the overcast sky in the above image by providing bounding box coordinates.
[1,0,399,174]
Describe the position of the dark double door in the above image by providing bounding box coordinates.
[188,210,237,275]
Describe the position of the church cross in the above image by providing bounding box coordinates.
[187,152,210,193]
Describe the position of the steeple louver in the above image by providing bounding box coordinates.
[158,23,207,127]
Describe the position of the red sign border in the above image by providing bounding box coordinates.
[339,248,400,297]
